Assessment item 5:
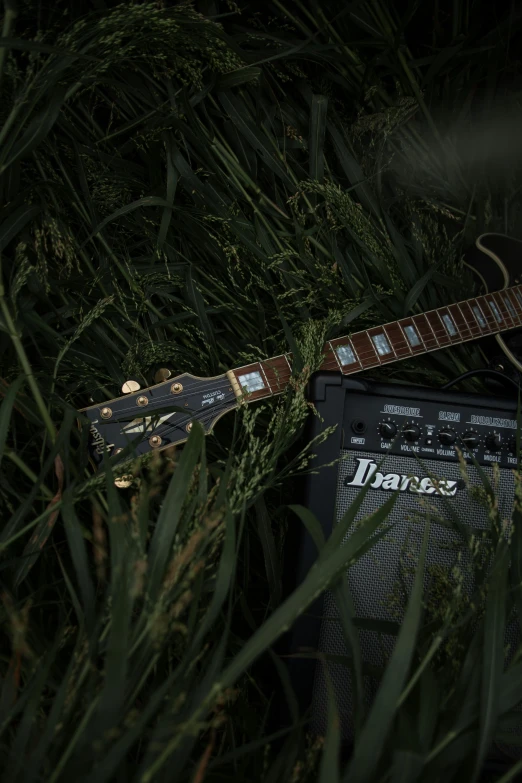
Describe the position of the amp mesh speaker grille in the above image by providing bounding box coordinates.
[310,449,520,749]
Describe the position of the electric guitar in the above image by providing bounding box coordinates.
[80,233,522,476]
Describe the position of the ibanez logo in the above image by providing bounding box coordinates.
[344,458,461,497]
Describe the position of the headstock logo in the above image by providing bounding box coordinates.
[89,424,113,455]
[202,391,225,406]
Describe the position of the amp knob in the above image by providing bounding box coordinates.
[509,436,518,453]
[461,431,480,449]
[438,428,457,446]
[402,424,421,442]
[485,432,502,452]
[379,421,397,438]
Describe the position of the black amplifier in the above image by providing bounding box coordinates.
[281,372,521,766]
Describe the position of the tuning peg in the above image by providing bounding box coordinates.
[121,380,141,394]
[114,475,133,488]
[154,367,172,384]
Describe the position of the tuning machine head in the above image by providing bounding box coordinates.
[122,379,141,394]
[154,367,173,384]
[80,371,238,470]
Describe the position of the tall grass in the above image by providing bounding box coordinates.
[1,0,522,780]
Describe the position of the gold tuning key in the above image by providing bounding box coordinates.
[122,380,141,394]
[154,367,172,384]
[114,475,133,488]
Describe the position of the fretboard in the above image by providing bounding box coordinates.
[226,285,522,404]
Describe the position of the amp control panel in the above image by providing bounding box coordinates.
[341,384,520,467]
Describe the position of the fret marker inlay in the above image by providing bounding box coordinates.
[404,325,421,347]
[504,296,517,318]
[238,371,265,393]
[441,313,457,336]
[371,333,392,356]
[515,291,522,309]
[335,344,356,366]
[489,300,502,322]
[473,306,486,327]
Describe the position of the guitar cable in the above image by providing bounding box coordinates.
[441,368,522,395]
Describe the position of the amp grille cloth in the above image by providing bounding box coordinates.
[310,450,520,755]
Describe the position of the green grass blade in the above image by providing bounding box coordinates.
[255,494,282,606]
[343,514,431,783]
[309,94,328,182]
[189,502,236,653]
[80,195,175,248]
[61,489,96,634]
[318,659,341,783]
[494,759,522,783]
[216,66,262,89]
[287,503,326,553]
[390,750,424,783]
[0,84,67,174]
[156,134,178,253]
[185,265,218,366]
[471,540,510,782]
[500,662,522,712]
[2,635,62,783]
[217,91,295,187]
[0,204,40,252]
[331,576,365,738]
[146,420,205,602]
[217,494,397,697]
[0,374,24,466]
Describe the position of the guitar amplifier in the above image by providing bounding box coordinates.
[281,372,521,761]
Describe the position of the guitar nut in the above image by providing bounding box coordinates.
[136,396,148,406]
[171,383,183,394]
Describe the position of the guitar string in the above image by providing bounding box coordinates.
[102,306,521,423]
[98,299,522,425]
[109,357,520,450]
[113,317,522,443]
[96,290,522,452]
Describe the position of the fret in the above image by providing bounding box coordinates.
[348,339,363,369]
[414,313,441,349]
[327,336,363,372]
[513,286,522,312]
[398,318,425,354]
[426,310,451,346]
[448,303,474,339]
[382,325,398,358]
[468,298,491,332]
[231,362,273,403]
[455,301,481,337]
[259,356,290,396]
[477,297,500,332]
[350,331,380,368]
[437,307,461,343]
[395,321,415,355]
[230,284,522,411]
[485,293,508,328]
[383,322,411,358]
[328,341,343,371]
[505,288,522,321]
[367,326,396,364]
[490,290,516,329]
[258,361,273,394]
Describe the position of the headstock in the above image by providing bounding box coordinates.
[79,372,239,469]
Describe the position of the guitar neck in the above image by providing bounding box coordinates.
[226,285,522,404]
